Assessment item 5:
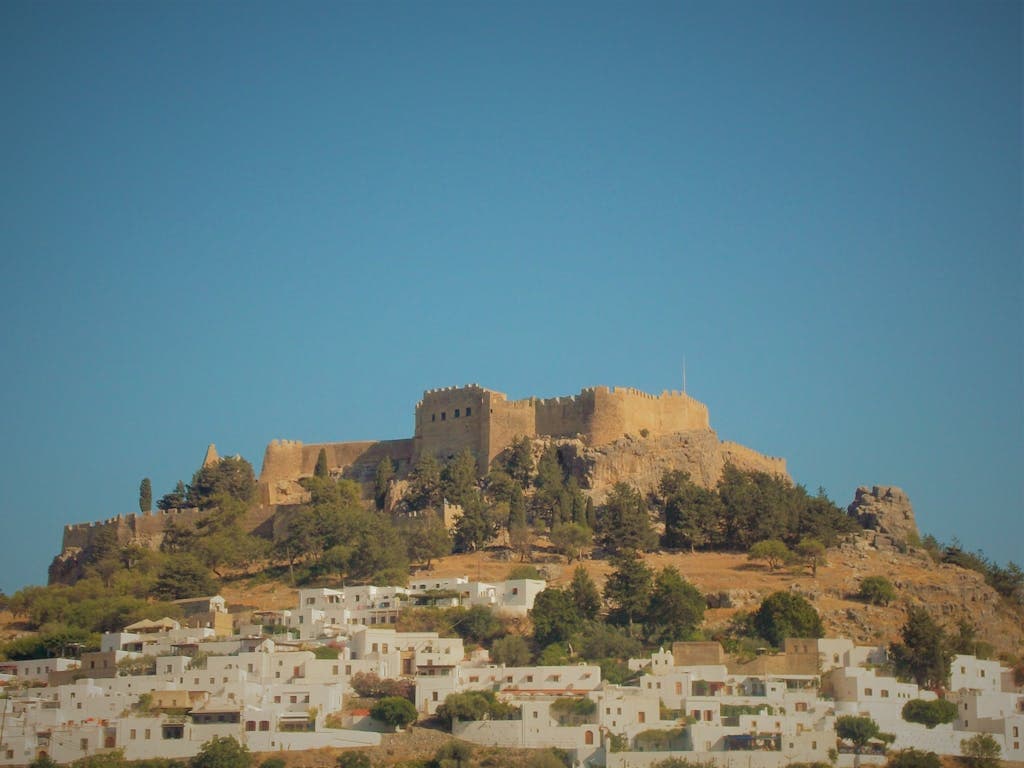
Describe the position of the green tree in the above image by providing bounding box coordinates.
[187,456,256,509]
[442,448,481,507]
[370,696,418,729]
[509,521,533,562]
[890,606,953,688]
[644,566,705,644]
[152,553,217,600]
[139,478,152,513]
[453,605,505,644]
[530,588,582,647]
[491,635,531,666]
[753,591,824,647]
[568,566,602,621]
[604,551,653,631]
[402,511,452,568]
[406,453,443,511]
[374,457,395,510]
[858,576,897,606]
[659,470,722,551]
[836,716,884,759]
[550,522,592,563]
[314,448,329,479]
[960,734,1000,768]
[795,537,826,576]
[504,436,535,487]
[191,736,252,768]
[157,480,188,510]
[901,699,957,728]
[29,756,59,768]
[748,539,793,571]
[597,483,657,555]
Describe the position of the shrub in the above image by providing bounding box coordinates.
[337,753,372,768]
[960,734,1000,768]
[370,696,418,729]
[858,576,897,606]
[887,749,941,768]
[901,699,957,728]
[260,759,286,768]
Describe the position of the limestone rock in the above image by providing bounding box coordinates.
[847,485,919,543]
[555,430,789,502]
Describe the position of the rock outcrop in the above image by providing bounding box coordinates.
[552,430,789,502]
[847,485,919,543]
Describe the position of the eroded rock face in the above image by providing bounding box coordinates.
[554,430,789,503]
[847,485,919,542]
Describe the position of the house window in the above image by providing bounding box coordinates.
[881,690,889,698]
[469,676,479,683]
[638,712,646,723]
[80,739,89,751]
[145,729,151,740]
[432,692,438,701]
[246,722,256,732]
[274,696,281,703]
[291,696,298,704]
[260,721,270,731]
[130,730,137,740]
[1014,727,1019,737]
[864,688,873,696]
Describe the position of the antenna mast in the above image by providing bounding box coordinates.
[682,356,687,394]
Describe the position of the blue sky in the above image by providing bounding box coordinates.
[0,1,1020,594]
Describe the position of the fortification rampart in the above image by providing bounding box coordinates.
[62,507,208,552]
[411,383,713,471]
[720,440,788,477]
[259,438,414,490]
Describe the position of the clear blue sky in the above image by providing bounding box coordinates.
[1,1,1020,594]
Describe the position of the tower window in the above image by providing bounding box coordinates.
[431,414,435,422]
[441,412,446,421]
[465,407,471,416]
[454,409,460,418]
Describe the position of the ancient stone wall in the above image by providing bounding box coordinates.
[259,438,414,504]
[413,385,490,468]
[61,507,211,552]
[720,441,788,477]
[483,391,539,469]
[411,383,715,472]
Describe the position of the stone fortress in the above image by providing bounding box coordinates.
[54,382,788,579]
[259,383,787,505]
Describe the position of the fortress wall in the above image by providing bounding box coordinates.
[259,439,307,485]
[414,386,490,466]
[588,386,710,445]
[484,392,538,469]
[62,507,209,552]
[720,440,788,477]
[533,391,594,440]
[260,439,415,486]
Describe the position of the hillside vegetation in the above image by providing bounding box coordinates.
[3,440,1022,673]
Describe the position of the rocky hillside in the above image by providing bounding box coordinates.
[543,430,788,502]
[206,529,1024,660]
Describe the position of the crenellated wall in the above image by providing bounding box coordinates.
[411,383,714,471]
[259,437,415,503]
[61,507,210,552]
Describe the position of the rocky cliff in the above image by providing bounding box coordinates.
[847,485,919,543]
[549,429,788,502]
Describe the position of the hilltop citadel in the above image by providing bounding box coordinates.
[60,383,786,557]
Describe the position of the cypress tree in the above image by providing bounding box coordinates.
[314,448,329,479]
[139,477,152,513]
